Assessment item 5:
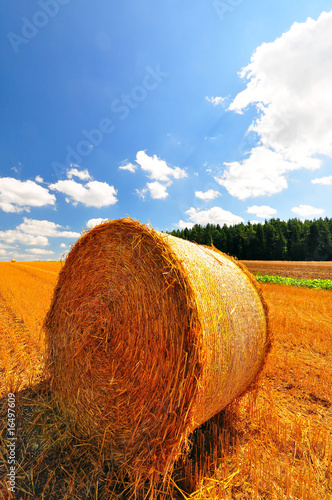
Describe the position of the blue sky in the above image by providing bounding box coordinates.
[1,0,332,260]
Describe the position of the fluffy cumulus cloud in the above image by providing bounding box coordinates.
[136,182,170,200]
[119,151,187,200]
[149,181,169,199]
[0,177,56,213]
[0,231,49,247]
[49,179,117,208]
[67,167,91,181]
[215,146,301,200]
[118,162,137,173]
[177,206,244,229]
[291,205,325,217]
[311,175,332,185]
[135,151,187,184]
[247,205,277,219]
[16,218,80,238]
[195,189,221,201]
[48,167,117,208]
[222,11,332,199]
[86,218,109,229]
[0,218,80,249]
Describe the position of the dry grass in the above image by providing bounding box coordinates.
[0,257,331,499]
[180,283,332,499]
[0,262,61,346]
[0,262,60,396]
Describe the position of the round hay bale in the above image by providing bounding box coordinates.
[44,217,269,481]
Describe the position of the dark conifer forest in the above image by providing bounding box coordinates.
[168,218,332,261]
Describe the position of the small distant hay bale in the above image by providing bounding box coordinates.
[11,259,16,262]
[44,217,269,482]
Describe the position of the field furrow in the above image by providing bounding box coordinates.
[0,263,58,335]
[0,263,59,394]
[242,260,332,280]
[15,262,62,276]
[0,293,44,394]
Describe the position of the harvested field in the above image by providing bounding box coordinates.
[241,260,332,280]
[0,259,331,499]
[0,262,61,395]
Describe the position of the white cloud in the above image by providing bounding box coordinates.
[247,205,277,219]
[147,181,168,199]
[135,188,147,200]
[0,242,14,250]
[11,165,21,175]
[127,151,187,200]
[195,189,221,201]
[35,175,44,183]
[178,206,244,227]
[49,179,118,208]
[135,151,187,183]
[291,204,325,217]
[118,162,137,173]
[311,175,332,185]
[0,230,49,246]
[224,11,332,198]
[205,96,227,106]
[136,182,172,200]
[86,218,109,229]
[0,218,80,248]
[0,177,56,213]
[60,243,67,248]
[28,248,55,255]
[17,218,80,238]
[67,168,91,181]
[176,220,195,230]
[215,146,305,200]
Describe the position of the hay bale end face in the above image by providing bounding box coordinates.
[45,218,269,480]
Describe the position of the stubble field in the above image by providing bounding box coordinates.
[0,260,331,499]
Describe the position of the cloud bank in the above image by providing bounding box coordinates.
[218,11,332,200]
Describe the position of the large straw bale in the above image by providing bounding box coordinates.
[44,217,269,483]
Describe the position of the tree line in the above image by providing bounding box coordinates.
[168,218,332,261]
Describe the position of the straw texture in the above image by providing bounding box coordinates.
[44,217,269,483]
